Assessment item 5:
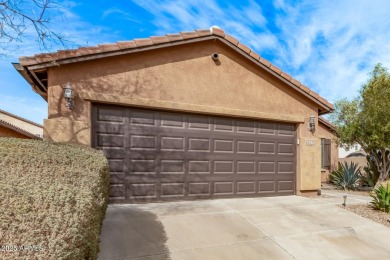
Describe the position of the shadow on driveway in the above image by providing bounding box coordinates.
[98,205,170,260]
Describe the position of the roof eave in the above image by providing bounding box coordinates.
[12,63,48,101]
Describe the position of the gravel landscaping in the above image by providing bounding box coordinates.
[338,204,390,229]
[320,183,390,229]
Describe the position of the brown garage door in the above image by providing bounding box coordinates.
[93,105,296,203]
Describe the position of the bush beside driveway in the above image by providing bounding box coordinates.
[0,138,110,259]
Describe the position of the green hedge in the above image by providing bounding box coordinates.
[0,138,110,259]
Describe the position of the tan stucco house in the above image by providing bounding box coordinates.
[0,109,43,139]
[14,28,337,203]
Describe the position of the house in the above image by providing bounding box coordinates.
[339,143,362,158]
[0,109,43,139]
[339,149,367,170]
[317,117,339,182]
[14,28,337,203]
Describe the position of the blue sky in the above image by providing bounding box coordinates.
[2,0,390,124]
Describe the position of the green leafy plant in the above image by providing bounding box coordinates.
[331,64,390,188]
[360,150,385,187]
[329,161,361,190]
[370,182,390,213]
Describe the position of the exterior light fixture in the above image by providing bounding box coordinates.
[308,115,315,132]
[63,82,75,110]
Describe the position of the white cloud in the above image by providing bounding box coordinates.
[131,0,390,104]
[272,0,390,101]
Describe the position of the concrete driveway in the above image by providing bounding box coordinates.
[98,196,390,260]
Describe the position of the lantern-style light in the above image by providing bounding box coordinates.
[308,115,315,132]
[63,82,75,110]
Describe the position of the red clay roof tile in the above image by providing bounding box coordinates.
[259,57,271,67]
[309,90,320,99]
[98,44,120,52]
[270,65,282,74]
[300,84,311,94]
[180,31,199,39]
[225,35,239,45]
[290,78,301,87]
[166,33,183,41]
[150,36,170,44]
[134,38,153,47]
[249,51,260,61]
[195,29,211,37]
[117,41,136,49]
[211,27,225,37]
[281,72,292,81]
[237,43,251,54]
[77,47,101,55]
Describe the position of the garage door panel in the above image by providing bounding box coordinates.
[94,123,125,134]
[161,136,185,151]
[237,181,256,194]
[93,105,296,203]
[188,182,211,196]
[161,183,185,197]
[128,183,157,198]
[97,134,124,147]
[102,148,125,159]
[259,181,276,193]
[97,107,125,123]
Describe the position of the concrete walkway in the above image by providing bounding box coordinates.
[98,196,390,260]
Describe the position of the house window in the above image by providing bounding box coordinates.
[321,138,331,169]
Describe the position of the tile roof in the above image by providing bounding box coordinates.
[0,119,41,139]
[18,27,334,111]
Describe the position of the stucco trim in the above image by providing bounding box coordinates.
[80,91,305,123]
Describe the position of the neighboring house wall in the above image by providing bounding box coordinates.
[317,120,338,183]
[0,124,31,138]
[0,110,43,137]
[339,157,367,170]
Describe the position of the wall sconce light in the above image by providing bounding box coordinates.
[308,115,315,132]
[63,82,75,110]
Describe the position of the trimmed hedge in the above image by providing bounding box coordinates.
[0,138,110,259]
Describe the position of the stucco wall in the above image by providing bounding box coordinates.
[317,122,339,182]
[44,39,326,193]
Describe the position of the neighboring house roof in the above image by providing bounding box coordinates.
[13,27,333,114]
[345,150,366,158]
[0,108,43,128]
[0,119,41,139]
[319,117,336,131]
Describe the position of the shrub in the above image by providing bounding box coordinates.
[370,181,390,213]
[0,138,110,259]
[329,161,361,190]
[360,150,385,187]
